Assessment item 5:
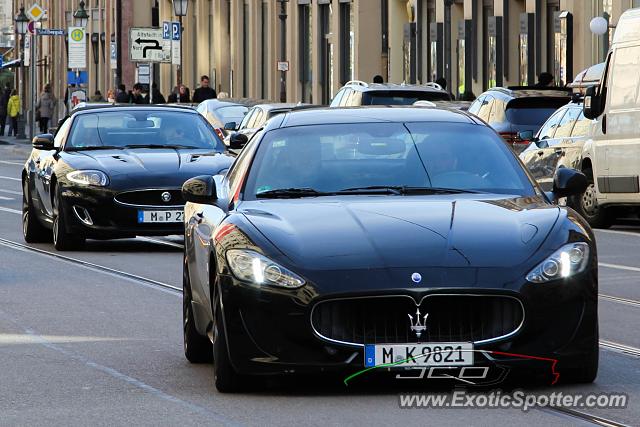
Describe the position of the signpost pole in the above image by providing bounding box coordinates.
[29,31,37,139]
[149,64,154,104]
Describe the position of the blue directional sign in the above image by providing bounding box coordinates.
[162,21,170,40]
[37,28,65,36]
[171,21,180,41]
[67,71,88,85]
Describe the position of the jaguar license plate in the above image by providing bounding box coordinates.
[137,210,184,223]
[364,343,474,368]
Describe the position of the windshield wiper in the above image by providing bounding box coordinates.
[256,188,332,199]
[124,144,199,149]
[338,186,481,195]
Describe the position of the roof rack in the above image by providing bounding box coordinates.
[345,80,369,88]
[424,82,443,91]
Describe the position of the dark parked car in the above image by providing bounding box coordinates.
[330,81,451,107]
[180,107,596,392]
[468,87,572,154]
[22,105,234,250]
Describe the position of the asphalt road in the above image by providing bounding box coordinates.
[1,143,639,426]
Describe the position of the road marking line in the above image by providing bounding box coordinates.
[0,160,24,166]
[600,339,640,357]
[599,262,640,273]
[0,175,20,181]
[0,189,21,195]
[599,294,640,308]
[138,236,184,249]
[0,206,21,214]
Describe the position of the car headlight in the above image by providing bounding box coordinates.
[226,249,305,289]
[66,170,109,186]
[526,242,590,283]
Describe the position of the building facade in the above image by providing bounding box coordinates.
[8,0,640,115]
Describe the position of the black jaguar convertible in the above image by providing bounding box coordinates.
[21,105,234,250]
[180,107,597,392]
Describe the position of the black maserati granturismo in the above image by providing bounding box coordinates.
[180,107,597,392]
[22,105,235,250]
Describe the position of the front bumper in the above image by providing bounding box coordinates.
[217,268,598,380]
[59,185,184,238]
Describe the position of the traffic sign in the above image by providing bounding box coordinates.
[26,3,45,22]
[68,26,87,69]
[129,27,170,63]
[37,28,64,36]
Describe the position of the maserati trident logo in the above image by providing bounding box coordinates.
[161,192,172,203]
[408,308,428,338]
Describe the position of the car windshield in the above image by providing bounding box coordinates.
[66,111,224,151]
[215,105,249,124]
[363,91,451,105]
[245,122,536,198]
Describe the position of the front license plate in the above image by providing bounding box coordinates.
[364,343,474,368]
[137,210,184,223]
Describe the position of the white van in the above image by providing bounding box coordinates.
[583,8,640,227]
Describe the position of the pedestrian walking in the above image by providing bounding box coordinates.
[36,85,56,134]
[130,83,150,104]
[106,89,116,103]
[0,83,11,136]
[115,84,130,103]
[192,75,217,103]
[7,90,21,137]
[151,83,166,104]
[168,84,191,103]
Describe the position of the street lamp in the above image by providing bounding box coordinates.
[74,1,89,28]
[172,0,188,86]
[14,7,29,139]
[278,0,289,102]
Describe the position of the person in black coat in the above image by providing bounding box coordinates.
[151,83,166,104]
[115,84,130,103]
[192,75,217,103]
[0,83,12,136]
[130,83,150,104]
[168,85,191,103]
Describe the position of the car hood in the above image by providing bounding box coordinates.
[63,148,234,186]
[241,195,559,270]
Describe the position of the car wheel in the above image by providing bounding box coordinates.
[183,260,212,363]
[560,343,599,384]
[52,186,85,251]
[572,168,612,229]
[213,294,248,393]
[22,180,51,243]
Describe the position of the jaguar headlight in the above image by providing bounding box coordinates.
[226,249,305,289]
[67,170,109,186]
[526,242,590,283]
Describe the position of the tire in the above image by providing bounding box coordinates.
[560,346,599,384]
[183,261,212,363]
[213,294,249,393]
[52,186,85,251]
[22,179,51,243]
[571,168,612,229]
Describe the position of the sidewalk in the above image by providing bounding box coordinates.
[0,135,32,146]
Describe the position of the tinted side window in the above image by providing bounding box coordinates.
[467,96,485,114]
[476,95,494,121]
[571,110,592,137]
[554,108,582,138]
[56,118,73,149]
[537,110,566,140]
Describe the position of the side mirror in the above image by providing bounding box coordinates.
[583,86,601,120]
[552,167,588,199]
[224,122,238,131]
[517,130,535,142]
[182,175,218,205]
[32,134,55,150]
[229,133,249,150]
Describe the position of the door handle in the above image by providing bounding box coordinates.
[537,151,544,156]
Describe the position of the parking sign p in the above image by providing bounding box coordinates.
[163,21,170,39]
[172,22,180,41]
